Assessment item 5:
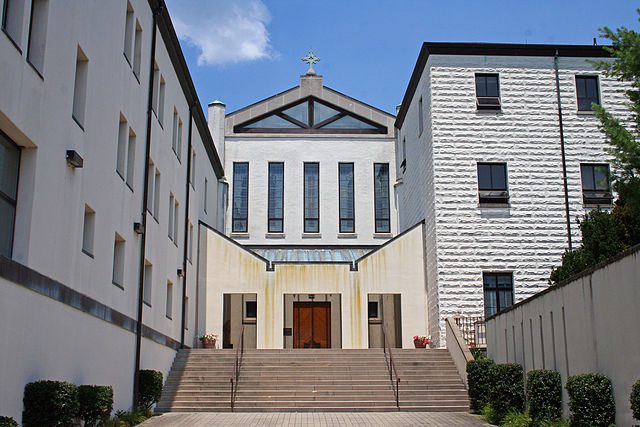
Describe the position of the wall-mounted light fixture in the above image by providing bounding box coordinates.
[133,222,144,235]
[66,150,84,168]
[177,268,184,277]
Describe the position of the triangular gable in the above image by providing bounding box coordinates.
[233,97,388,134]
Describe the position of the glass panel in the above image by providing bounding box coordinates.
[232,163,249,232]
[0,197,16,258]
[313,101,341,124]
[491,164,507,190]
[282,102,309,125]
[321,115,378,130]
[483,274,498,289]
[594,165,609,190]
[486,76,499,97]
[498,289,514,311]
[576,76,599,110]
[368,301,379,319]
[339,164,354,232]
[268,163,284,232]
[245,301,257,318]
[497,274,512,288]
[305,219,319,233]
[304,163,319,233]
[581,165,595,190]
[374,164,390,233]
[0,135,20,200]
[340,219,354,233]
[268,219,283,233]
[484,290,497,318]
[475,75,487,97]
[244,114,301,129]
[477,164,492,190]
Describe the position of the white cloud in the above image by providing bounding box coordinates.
[166,0,274,66]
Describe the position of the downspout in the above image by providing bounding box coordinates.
[133,4,159,408]
[554,50,573,251]
[180,105,194,347]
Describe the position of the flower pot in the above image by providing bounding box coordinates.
[413,339,427,349]
[202,339,216,349]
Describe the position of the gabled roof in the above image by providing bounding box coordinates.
[226,75,396,137]
[395,42,612,129]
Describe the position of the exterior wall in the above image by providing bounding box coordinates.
[486,246,640,426]
[397,53,630,344]
[200,224,428,349]
[0,0,222,419]
[223,136,397,245]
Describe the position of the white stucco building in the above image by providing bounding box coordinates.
[0,0,224,419]
[395,42,628,345]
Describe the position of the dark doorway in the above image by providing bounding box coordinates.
[293,302,331,348]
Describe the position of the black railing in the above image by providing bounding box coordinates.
[229,326,245,411]
[453,316,486,348]
[381,325,400,409]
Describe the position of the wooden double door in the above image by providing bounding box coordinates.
[293,302,331,348]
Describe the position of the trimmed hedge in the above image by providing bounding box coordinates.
[0,417,18,427]
[22,380,79,427]
[466,357,495,413]
[566,373,615,427]
[138,370,163,411]
[527,369,562,423]
[78,385,114,426]
[631,379,640,421]
[488,363,525,423]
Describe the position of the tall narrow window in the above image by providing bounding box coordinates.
[143,260,152,306]
[126,128,136,188]
[26,0,48,74]
[418,97,424,135]
[477,162,509,204]
[232,163,249,232]
[338,163,355,233]
[151,62,159,115]
[2,0,25,49]
[116,115,127,179]
[188,222,193,261]
[374,163,390,233]
[268,162,284,233]
[168,194,174,240]
[171,109,178,154]
[166,280,173,319]
[123,2,134,63]
[112,233,125,288]
[72,46,89,128]
[0,133,20,258]
[304,163,319,233]
[177,118,183,161]
[153,169,160,219]
[82,204,95,256]
[184,296,189,330]
[132,20,142,79]
[190,150,196,188]
[576,76,600,111]
[401,137,406,173]
[203,177,208,213]
[483,273,514,318]
[158,76,166,125]
[173,199,179,243]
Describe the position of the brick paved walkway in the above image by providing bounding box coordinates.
[141,412,490,426]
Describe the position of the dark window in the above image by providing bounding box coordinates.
[245,301,257,319]
[368,301,379,319]
[374,163,390,233]
[477,163,509,204]
[0,132,20,258]
[338,163,355,233]
[576,76,600,111]
[2,0,24,50]
[483,273,514,318]
[268,162,284,233]
[581,163,612,205]
[418,97,424,135]
[304,163,319,233]
[232,162,249,232]
[475,74,501,110]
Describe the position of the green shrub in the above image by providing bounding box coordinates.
[501,411,532,427]
[467,357,495,413]
[527,369,562,423]
[137,370,163,411]
[481,404,500,425]
[22,380,79,427]
[631,379,640,421]
[104,409,151,427]
[488,363,525,424]
[0,416,18,427]
[565,373,615,427]
[78,385,114,426]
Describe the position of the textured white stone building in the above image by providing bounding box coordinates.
[395,42,628,345]
[0,0,224,419]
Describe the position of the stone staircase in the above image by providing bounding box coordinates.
[156,348,469,413]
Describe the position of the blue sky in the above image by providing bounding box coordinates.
[166,1,639,115]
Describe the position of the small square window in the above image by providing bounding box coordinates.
[576,76,600,111]
[475,74,501,110]
[368,301,379,319]
[580,163,612,205]
[477,163,509,204]
[245,301,257,319]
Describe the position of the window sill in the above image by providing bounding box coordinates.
[2,28,22,54]
[373,233,393,239]
[112,281,124,290]
[369,318,382,325]
[230,232,250,239]
[143,301,152,308]
[81,249,94,259]
[338,233,358,239]
[166,315,172,321]
[126,182,134,193]
[584,203,613,209]
[124,52,132,68]
[577,110,596,116]
[72,115,85,131]
[27,60,44,80]
[302,233,322,239]
[133,71,141,85]
[475,109,502,114]
[265,233,285,239]
[243,318,257,325]
[478,203,510,209]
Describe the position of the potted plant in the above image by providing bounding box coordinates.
[413,335,432,349]
[199,333,218,349]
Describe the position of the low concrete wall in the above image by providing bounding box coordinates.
[486,246,640,425]
[445,318,474,388]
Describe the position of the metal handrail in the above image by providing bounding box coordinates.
[381,325,401,409]
[229,326,245,411]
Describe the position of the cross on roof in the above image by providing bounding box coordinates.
[302,51,320,75]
